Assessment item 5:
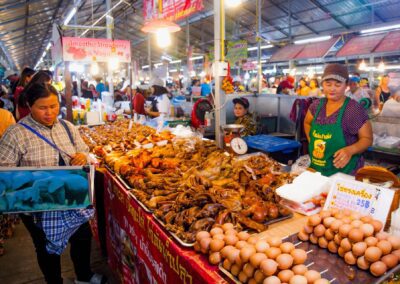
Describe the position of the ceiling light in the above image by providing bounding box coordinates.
[156,29,171,48]
[247,45,273,51]
[244,72,250,80]
[378,61,385,72]
[170,60,182,64]
[226,0,242,8]
[154,62,163,68]
[189,56,203,61]
[359,59,367,71]
[161,55,172,62]
[294,35,332,45]
[142,65,149,69]
[360,24,400,34]
[46,42,52,51]
[64,7,77,26]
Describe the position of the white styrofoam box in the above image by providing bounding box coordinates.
[85,111,101,125]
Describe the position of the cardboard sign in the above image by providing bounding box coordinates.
[324,178,394,225]
[143,0,203,22]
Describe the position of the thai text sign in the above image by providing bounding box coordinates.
[143,0,203,22]
[226,40,248,65]
[62,37,131,63]
[324,178,394,225]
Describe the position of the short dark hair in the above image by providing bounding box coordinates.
[19,71,53,107]
[0,99,4,108]
[25,83,59,107]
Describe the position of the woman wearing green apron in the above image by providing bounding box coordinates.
[304,64,373,176]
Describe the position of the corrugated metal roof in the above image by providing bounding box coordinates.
[1,0,400,70]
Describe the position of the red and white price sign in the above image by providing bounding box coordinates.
[324,178,394,225]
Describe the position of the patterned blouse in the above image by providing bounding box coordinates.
[235,113,257,137]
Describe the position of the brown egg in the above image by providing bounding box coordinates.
[377,240,392,255]
[222,223,234,232]
[248,236,259,245]
[352,242,367,257]
[387,236,400,250]
[223,259,232,270]
[230,264,241,276]
[292,264,308,275]
[308,214,322,226]
[260,259,278,276]
[227,248,241,264]
[313,224,326,237]
[334,212,345,220]
[263,275,281,284]
[298,231,309,241]
[324,228,335,241]
[210,239,225,252]
[342,216,352,224]
[381,254,399,269]
[318,237,328,249]
[213,234,225,241]
[357,256,370,270]
[250,253,268,268]
[303,225,314,234]
[342,209,352,216]
[266,247,282,259]
[248,278,257,284]
[314,279,331,284]
[365,236,379,247]
[210,227,224,236]
[338,224,352,238]
[278,270,294,283]
[330,219,344,232]
[194,241,201,252]
[350,212,362,220]
[238,231,250,241]
[370,261,387,277]
[304,270,321,283]
[322,217,336,228]
[371,220,383,233]
[255,240,270,253]
[338,247,346,258]
[209,252,222,265]
[243,263,256,278]
[330,208,339,215]
[196,231,211,242]
[334,234,343,246]
[344,251,357,265]
[392,249,400,260]
[376,231,390,241]
[348,228,364,243]
[340,238,352,252]
[268,236,283,247]
[224,235,239,246]
[235,254,244,266]
[240,245,257,262]
[291,249,307,264]
[254,269,265,283]
[360,215,373,223]
[365,246,383,262]
[238,271,249,283]
[350,220,364,228]
[276,253,294,270]
[200,237,212,253]
[220,245,235,258]
[309,234,318,244]
[236,240,250,250]
[328,241,338,253]
[280,242,295,253]
[360,223,374,237]
[225,229,238,236]
[319,210,332,219]
[289,275,307,284]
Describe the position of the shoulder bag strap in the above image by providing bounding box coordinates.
[58,119,75,146]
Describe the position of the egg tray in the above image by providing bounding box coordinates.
[219,233,400,284]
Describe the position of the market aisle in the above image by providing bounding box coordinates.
[0,222,118,284]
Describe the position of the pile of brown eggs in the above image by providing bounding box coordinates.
[194,223,330,284]
[298,208,400,277]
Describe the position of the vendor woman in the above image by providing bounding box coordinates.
[304,64,373,176]
[233,97,256,136]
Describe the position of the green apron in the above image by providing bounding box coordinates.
[309,97,360,176]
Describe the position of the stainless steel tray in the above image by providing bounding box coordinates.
[152,215,195,247]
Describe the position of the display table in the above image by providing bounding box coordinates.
[101,169,228,284]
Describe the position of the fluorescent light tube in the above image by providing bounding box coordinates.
[142,65,149,69]
[247,45,273,51]
[360,24,400,34]
[170,60,182,64]
[189,56,203,61]
[294,36,332,45]
[64,7,77,26]
[46,42,52,51]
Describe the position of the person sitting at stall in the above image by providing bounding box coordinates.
[375,75,392,107]
[0,82,106,284]
[304,63,373,176]
[233,97,256,137]
[145,79,171,118]
[345,76,372,103]
[296,78,311,96]
[308,78,323,97]
[277,76,295,95]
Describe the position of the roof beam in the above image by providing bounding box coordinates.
[356,0,385,23]
[0,7,56,27]
[269,0,319,35]
[23,0,29,65]
[308,0,350,29]
[0,0,43,12]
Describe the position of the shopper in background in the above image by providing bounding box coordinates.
[17,70,53,120]
[271,77,281,89]
[308,78,322,97]
[304,63,373,176]
[125,87,146,115]
[0,100,15,137]
[345,77,371,103]
[145,79,171,118]
[0,89,14,112]
[201,80,212,97]
[14,67,35,120]
[81,80,93,99]
[88,84,98,99]
[233,97,256,137]
[277,75,295,95]
[296,78,311,96]
[375,75,392,106]
[0,82,105,284]
[72,81,79,97]
[360,77,370,89]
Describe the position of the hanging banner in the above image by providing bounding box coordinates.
[226,40,248,66]
[143,0,203,22]
[62,37,131,63]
